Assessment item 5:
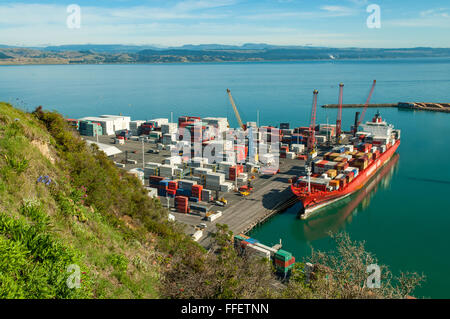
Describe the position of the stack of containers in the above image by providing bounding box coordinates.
[220,182,234,192]
[274,250,296,274]
[175,196,189,213]
[237,173,248,183]
[325,169,337,179]
[162,134,175,145]
[234,234,250,249]
[178,180,197,192]
[280,145,289,158]
[335,173,347,189]
[204,163,217,172]
[219,161,234,179]
[234,145,248,163]
[193,167,212,177]
[149,175,165,187]
[358,143,372,153]
[129,120,145,135]
[144,162,161,178]
[79,121,103,136]
[164,156,182,166]
[297,177,329,191]
[201,189,212,202]
[190,203,210,213]
[166,188,176,197]
[161,123,178,134]
[158,179,169,196]
[336,161,349,172]
[206,172,225,191]
[229,165,244,181]
[191,185,203,201]
[329,180,340,190]
[168,181,178,191]
[159,165,175,178]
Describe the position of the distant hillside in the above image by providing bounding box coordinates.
[0,44,449,65]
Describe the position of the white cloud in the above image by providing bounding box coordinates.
[420,8,450,18]
[320,5,357,17]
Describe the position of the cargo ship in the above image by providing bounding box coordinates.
[291,112,401,219]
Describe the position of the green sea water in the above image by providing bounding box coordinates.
[1,58,449,297]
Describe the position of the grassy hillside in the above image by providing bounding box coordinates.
[0,102,200,298]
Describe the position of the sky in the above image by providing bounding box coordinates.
[0,0,449,48]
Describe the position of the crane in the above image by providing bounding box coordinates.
[354,80,376,135]
[226,89,246,131]
[335,83,344,143]
[307,90,319,155]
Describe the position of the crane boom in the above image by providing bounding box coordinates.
[336,83,344,142]
[357,80,376,131]
[307,90,319,153]
[226,89,245,130]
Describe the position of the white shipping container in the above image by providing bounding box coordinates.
[291,144,305,153]
[206,172,225,184]
[164,156,182,165]
[159,165,175,178]
[220,182,234,192]
[286,152,296,159]
[161,123,178,134]
[100,115,131,131]
[130,120,145,135]
[194,167,212,175]
[148,118,169,128]
[207,211,222,222]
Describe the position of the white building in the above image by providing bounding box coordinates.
[85,140,122,157]
[100,115,131,131]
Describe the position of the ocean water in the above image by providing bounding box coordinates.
[1,58,449,298]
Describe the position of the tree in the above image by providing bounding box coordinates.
[284,232,425,299]
[160,224,276,299]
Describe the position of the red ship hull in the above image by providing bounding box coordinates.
[291,139,400,219]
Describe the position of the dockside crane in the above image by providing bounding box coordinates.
[307,90,319,157]
[335,83,344,143]
[226,88,246,131]
[353,80,376,136]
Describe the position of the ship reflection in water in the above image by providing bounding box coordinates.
[294,153,400,241]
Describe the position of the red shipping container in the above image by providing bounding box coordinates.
[149,175,165,183]
[168,181,178,190]
[229,165,244,180]
[275,257,295,268]
[191,185,203,201]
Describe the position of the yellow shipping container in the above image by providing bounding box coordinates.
[326,169,337,178]
[329,180,340,188]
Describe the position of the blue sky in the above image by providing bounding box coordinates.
[0,0,449,47]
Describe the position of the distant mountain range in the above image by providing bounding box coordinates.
[0,44,449,65]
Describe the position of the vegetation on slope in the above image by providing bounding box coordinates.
[0,102,196,298]
[0,102,425,299]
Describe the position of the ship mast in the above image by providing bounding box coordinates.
[306,165,312,193]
